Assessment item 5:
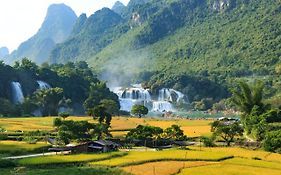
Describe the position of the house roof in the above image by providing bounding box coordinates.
[93,140,118,146]
[173,141,195,146]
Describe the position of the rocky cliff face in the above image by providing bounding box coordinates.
[7,3,77,64]
[112,1,126,15]
[211,0,231,11]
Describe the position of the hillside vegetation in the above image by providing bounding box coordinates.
[46,0,281,104]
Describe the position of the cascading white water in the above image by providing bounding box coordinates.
[152,101,174,112]
[169,89,185,103]
[158,88,172,101]
[37,80,51,89]
[113,85,152,112]
[112,84,187,113]
[11,82,24,104]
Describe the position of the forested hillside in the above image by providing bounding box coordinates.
[2,0,280,108]
[0,60,119,117]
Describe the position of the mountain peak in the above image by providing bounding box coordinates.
[39,3,77,43]
[112,1,126,14]
[8,3,77,64]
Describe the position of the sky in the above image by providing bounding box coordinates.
[0,0,130,52]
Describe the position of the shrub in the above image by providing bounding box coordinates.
[201,136,216,147]
[263,130,281,153]
[59,112,70,120]
[0,159,16,168]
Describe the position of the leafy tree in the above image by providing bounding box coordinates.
[126,125,163,140]
[201,136,216,147]
[100,99,120,116]
[21,96,38,116]
[92,105,112,127]
[212,121,243,146]
[262,109,281,123]
[54,118,95,144]
[263,130,281,153]
[34,88,64,116]
[162,125,187,141]
[59,112,70,120]
[0,98,17,116]
[131,105,148,118]
[90,124,111,140]
[84,82,120,114]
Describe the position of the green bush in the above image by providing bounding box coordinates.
[201,136,216,147]
[0,159,16,168]
[263,130,281,153]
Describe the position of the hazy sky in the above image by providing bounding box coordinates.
[0,0,129,52]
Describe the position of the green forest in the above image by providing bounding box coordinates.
[0,59,119,117]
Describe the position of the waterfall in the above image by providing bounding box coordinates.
[152,101,174,112]
[169,89,185,103]
[11,82,24,104]
[37,80,51,89]
[113,85,152,112]
[112,84,187,113]
[158,88,186,103]
[158,88,172,101]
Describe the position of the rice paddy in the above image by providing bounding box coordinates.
[0,116,212,137]
[178,163,281,175]
[0,141,49,153]
[122,161,217,175]
[1,116,280,175]
[90,149,232,167]
[18,152,126,165]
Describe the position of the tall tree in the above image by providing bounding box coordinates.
[231,81,269,117]
[131,105,148,118]
[34,88,64,116]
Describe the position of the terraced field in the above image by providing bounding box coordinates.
[90,147,281,175]
[0,141,49,155]
[1,116,280,175]
[91,149,232,167]
[18,152,126,165]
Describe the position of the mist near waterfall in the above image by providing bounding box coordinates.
[98,48,154,89]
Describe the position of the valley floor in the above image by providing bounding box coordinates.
[0,116,280,175]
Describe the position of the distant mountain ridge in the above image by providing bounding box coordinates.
[7,3,77,64]
[49,7,126,63]
[0,47,9,59]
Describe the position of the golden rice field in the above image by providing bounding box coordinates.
[0,141,48,152]
[189,147,281,163]
[90,149,231,167]
[122,161,217,175]
[89,147,281,175]
[18,152,125,165]
[178,163,281,175]
[0,116,212,137]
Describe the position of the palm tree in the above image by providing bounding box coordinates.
[231,81,268,116]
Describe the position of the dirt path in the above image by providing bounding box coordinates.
[2,151,70,160]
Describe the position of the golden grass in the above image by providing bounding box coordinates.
[178,164,281,175]
[0,116,212,137]
[111,131,130,137]
[122,161,217,175]
[190,147,281,163]
[90,149,231,167]
[18,152,125,165]
[0,141,49,152]
[223,158,281,170]
[0,117,54,131]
